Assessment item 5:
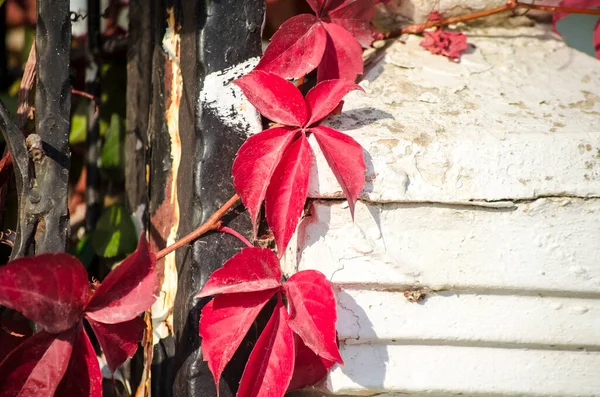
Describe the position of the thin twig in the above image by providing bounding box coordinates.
[217,226,253,248]
[72,89,100,117]
[16,41,36,129]
[387,0,600,37]
[156,194,241,260]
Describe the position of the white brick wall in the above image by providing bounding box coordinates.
[284,25,600,397]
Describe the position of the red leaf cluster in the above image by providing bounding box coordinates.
[198,247,342,397]
[233,71,366,255]
[0,235,158,397]
[420,29,468,61]
[552,0,600,59]
[256,0,382,81]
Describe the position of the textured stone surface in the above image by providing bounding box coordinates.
[377,0,506,23]
[287,25,600,397]
[308,26,600,204]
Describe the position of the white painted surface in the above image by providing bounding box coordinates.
[287,25,600,396]
[199,57,262,136]
[308,27,600,203]
[328,345,600,396]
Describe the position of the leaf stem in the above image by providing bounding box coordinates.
[386,0,600,37]
[217,226,254,248]
[156,194,241,260]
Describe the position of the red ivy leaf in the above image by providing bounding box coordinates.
[265,134,313,256]
[234,70,308,126]
[200,289,276,393]
[317,22,364,82]
[255,14,327,80]
[305,79,362,126]
[284,270,343,364]
[232,127,299,236]
[237,297,295,397]
[0,329,75,397]
[86,317,145,374]
[85,235,158,324]
[258,0,378,81]
[553,0,600,58]
[287,333,335,391]
[197,248,282,297]
[55,326,102,397]
[310,126,365,216]
[326,0,379,47]
[0,254,90,333]
[420,28,468,62]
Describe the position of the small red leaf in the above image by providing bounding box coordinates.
[86,316,145,374]
[256,14,327,80]
[0,254,89,333]
[317,23,363,82]
[310,126,365,216]
[305,79,362,125]
[85,235,158,324]
[326,0,378,47]
[197,248,282,298]
[200,289,275,394]
[55,326,102,397]
[265,133,313,256]
[283,270,342,364]
[237,296,294,397]
[0,329,75,397]
[234,71,308,127]
[287,333,335,391]
[420,29,468,61]
[232,127,299,236]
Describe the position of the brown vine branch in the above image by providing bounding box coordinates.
[155,194,241,260]
[72,89,100,117]
[387,0,600,37]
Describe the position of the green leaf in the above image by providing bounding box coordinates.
[92,205,137,258]
[100,113,124,181]
[70,100,88,144]
[72,234,95,268]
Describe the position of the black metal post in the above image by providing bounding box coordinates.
[173,1,265,396]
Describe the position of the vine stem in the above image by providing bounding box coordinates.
[217,226,254,248]
[156,193,241,260]
[386,0,600,37]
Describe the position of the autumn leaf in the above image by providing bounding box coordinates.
[197,248,341,397]
[234,71,365,255]
[256,0,381,81]
[553,0,600,59]
[0,234,157,397]
[420,28,468,62]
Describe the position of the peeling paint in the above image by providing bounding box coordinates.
[199,57,262,136]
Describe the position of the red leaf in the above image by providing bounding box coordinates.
[326,0,378,47]
[85,235,158,324]
[197,248,282,298]
[234,71,308,126]
[287,333,335,391]
[237,297,294,397]
[265,133,313,256]
[310,126,365,217]
[55,326,102,397]
[283,270,342,364]
[420,29,468,61]
[552,1,600,58]
[0,329,75,397]
[595,19,600,58]
[86,316,145,373]
[232,127,299,236]
[256,15,327,80]
[0,254,89,333]
[305,79,362,125]
[317,23,364,82]
[200,289,275,393]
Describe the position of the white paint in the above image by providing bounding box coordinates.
[336,289,600,347]
[326,345,600,396]
[288,199,600,294]
[286,25,600,396]
[308,26,600,203]
[199,57,263,136]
